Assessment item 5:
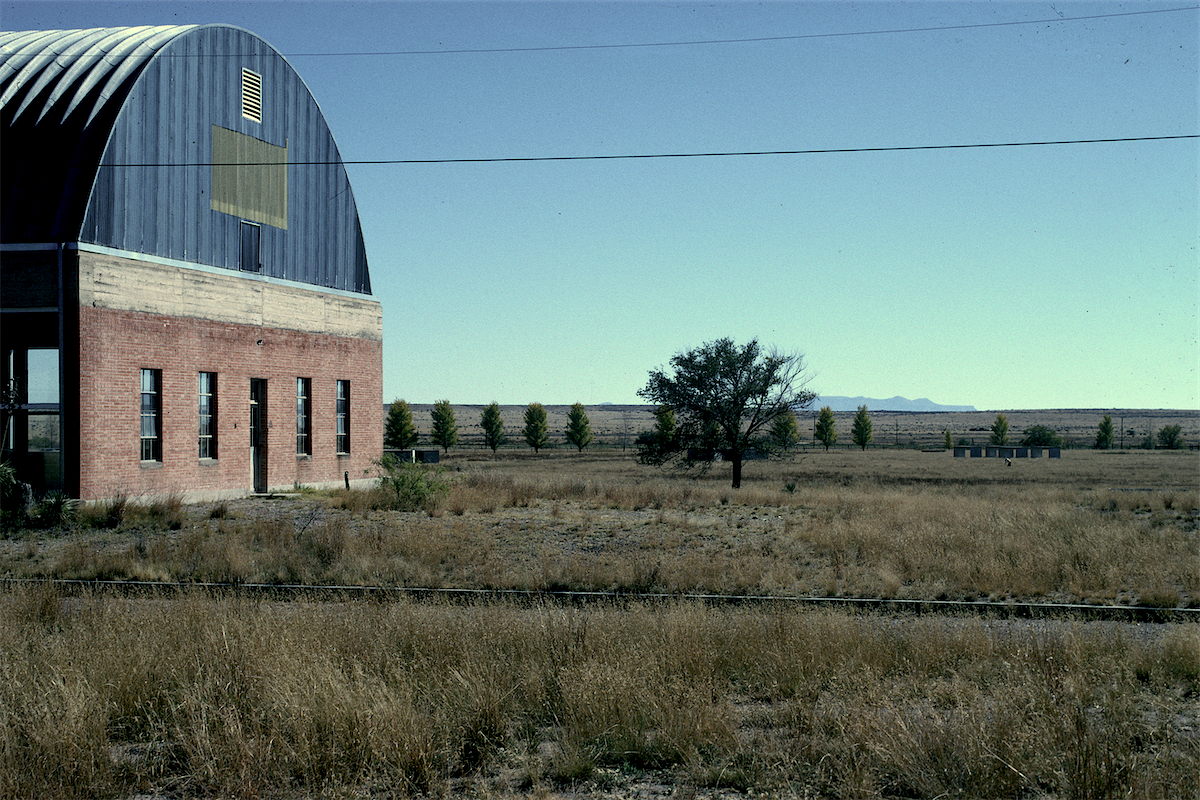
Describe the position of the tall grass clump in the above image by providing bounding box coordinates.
[144,492,185,530]
[77,492,129,529]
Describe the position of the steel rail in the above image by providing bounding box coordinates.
[2,578,1196,623]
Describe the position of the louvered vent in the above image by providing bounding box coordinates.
[241,68,263,123]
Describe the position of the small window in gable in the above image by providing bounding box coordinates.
[241,68,263,123]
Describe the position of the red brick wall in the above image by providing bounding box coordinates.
[76,305,382,499]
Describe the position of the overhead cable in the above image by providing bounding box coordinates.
[3,6,1195,59]
[282,6,1200,56]
[103,134,1200,168]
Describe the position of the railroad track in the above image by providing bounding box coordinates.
[3,577,1196,623]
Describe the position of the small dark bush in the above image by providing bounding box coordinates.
[33,491,77,528]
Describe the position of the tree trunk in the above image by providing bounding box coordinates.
[731,454,742,489]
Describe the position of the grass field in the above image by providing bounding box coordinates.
[6,448,1197,608]
[2,444,1198,798]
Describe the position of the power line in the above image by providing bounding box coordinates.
[3,6,1195,59]
[281,6,1200,56]
[103,134,1199,168]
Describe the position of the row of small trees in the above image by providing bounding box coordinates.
[649,404,1189,456]
[984,413,1185,450]
[386,399,1189,459]
[384,400,595,454]
[812,411,1186,452]
[1093,414,1185,450]
[645,403,877,457]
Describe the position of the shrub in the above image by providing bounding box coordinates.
[1157,424,1184,450]
[1021,425,1063,448]
[79,493,129,529]
[33,491,77,528]
[377,456,449,512]
[0,460,30,531]
[147,492,185,530]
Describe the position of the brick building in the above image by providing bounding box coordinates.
[1,25,382,500]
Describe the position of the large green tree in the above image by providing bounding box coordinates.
[523,403,549,453]
[815,406,837,451]
[480,402,506,453]
[384,399,418,450]
[1094,415,1115,450]
[564,403,593,452]
[851,405,873,450]
[637,338,815,488]
[989,414,1009,445]
[430,400,458,453]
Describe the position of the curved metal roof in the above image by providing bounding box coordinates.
[1,25,371,294]
[0,26,195,125]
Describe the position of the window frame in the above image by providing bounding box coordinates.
[140,368,162,463]
[336,379,350,455]
[199,372,217,460]
[295,377,312,457]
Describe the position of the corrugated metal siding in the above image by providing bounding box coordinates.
[2,25,371,294]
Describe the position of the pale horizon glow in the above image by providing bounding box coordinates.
[4,1,1197,411]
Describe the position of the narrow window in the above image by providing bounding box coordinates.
[336,380,350,454]
[199,372,217,459]
[296,377,311,456]
[241,67,262,123]
[140,368,162,462]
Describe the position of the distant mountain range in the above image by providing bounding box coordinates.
[816,396,977,412]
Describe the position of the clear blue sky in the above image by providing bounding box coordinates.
[4,1,1197,410]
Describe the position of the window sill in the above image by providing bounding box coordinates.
[140,461,163,469]
[337,452,351,458]
[296,454,311,461]
[199,458,219,467]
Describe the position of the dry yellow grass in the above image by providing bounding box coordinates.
[7,449,1196,608]
[2,446,1197,797]
[1,584,1196,799]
